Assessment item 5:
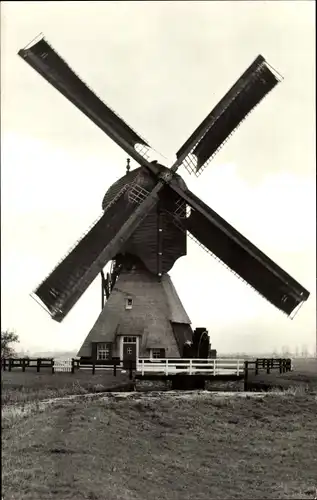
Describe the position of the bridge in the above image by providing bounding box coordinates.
[135,357,292,390]
[136,358,244,378]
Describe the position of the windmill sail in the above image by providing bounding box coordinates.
[19,34,309,322]
[18,37,159,176]
[169,184,309,315]
[34,183,160,322]
[176,55,281,176]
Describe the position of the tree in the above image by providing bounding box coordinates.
[1,329,19,358]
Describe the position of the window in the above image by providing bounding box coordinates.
[152,348,165,359]
[125,297,133,310]
[97,343,111,360]
[123,336,137,343]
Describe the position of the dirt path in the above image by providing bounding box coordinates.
[3,389,306,422]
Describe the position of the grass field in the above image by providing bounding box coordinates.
[246,357,317,392]
[1,369,133,406]
[2,391,317,500]
[2,358,316,405]
[2,358,316,499]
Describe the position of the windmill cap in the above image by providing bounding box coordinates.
[102,164,188,211]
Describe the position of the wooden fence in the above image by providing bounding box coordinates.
[1,357,55,373]
[243,358,292,390]
[1,356,292,389]
[1,357,133,378]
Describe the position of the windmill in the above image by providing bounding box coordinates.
[18,36,309,367]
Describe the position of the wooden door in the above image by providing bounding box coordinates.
[123,343,136,369]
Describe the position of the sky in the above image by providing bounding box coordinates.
[1,1,316,355]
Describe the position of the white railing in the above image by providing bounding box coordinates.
[53,358,73,372]
[136,358,244,376]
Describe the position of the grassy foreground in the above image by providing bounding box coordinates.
[2,358,316,405]
[1,369,133,406]
[245,357,317,392]
[2,391,317,500]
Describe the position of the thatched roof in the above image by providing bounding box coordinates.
[77,268,191,358]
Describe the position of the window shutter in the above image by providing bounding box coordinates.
[160,348,165,358]
[106,343,113,359]
[91,342,97,362]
